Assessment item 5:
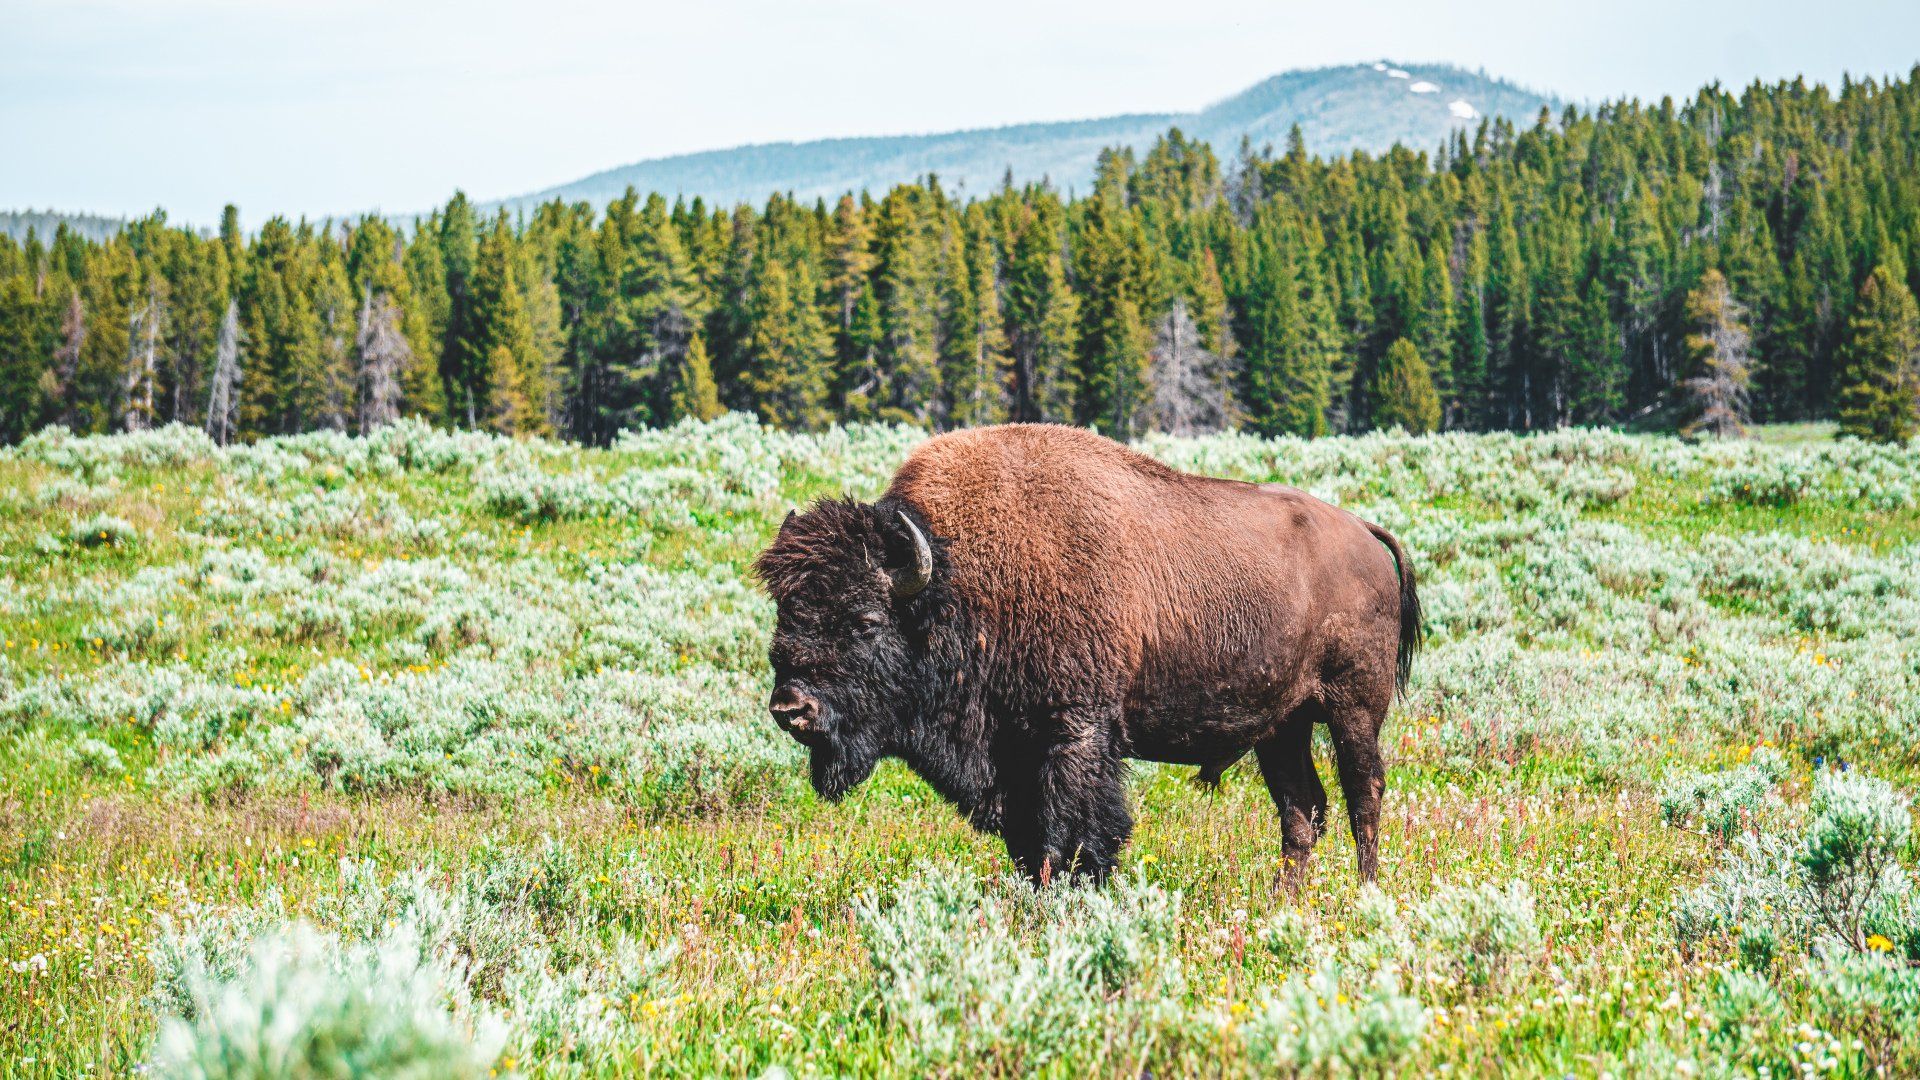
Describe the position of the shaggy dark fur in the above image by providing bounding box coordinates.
[754,425,1420,889]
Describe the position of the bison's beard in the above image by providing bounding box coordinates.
[808,731,884,801]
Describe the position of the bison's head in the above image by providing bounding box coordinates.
[752,498,937,800]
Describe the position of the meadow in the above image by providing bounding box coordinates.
[2,416,1918,1077]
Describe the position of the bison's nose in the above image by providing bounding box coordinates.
[769,686,821,735]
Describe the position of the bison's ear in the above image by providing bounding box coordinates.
[880,506,934,598]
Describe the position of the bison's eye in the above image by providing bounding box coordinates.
[855,611,887,637]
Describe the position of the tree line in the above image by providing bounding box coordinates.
[3,68,1919,447]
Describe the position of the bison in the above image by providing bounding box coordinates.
[754,424,1418,889]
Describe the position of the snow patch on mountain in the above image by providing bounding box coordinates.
[1449,100,1479,120]
[1409,81,1439,94]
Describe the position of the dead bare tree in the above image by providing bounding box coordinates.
[51,291,84,427]
[122,280,165,432]
[1148,298,1237,435]
[356,286,412,434]
[1681,269,1752,439]
[206,300,242,445]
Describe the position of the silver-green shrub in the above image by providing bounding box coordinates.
[1235,963,1428,1076]
[854,864,1184,1070]
[146,841,678,1074]
[1675,768,1915,960]
[148,924,505,1079]
[1413,880,1541,990]
[1658,747,1789,841]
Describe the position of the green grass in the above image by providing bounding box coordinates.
[2,420,1917,1077]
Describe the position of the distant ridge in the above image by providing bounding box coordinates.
[0,62,1561,234]
[0,209,129,244]
[492,61,1559,213]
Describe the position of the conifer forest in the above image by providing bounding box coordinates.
[5,69,1920,448]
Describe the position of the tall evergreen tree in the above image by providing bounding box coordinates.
[1835,265,1920,443]
[741,259,833,429]
[669,332,724,423]
[1004,201,1079,422]
[871,186,943,423]
[0,274,47,440]
[1371,338,1442,433]
[1074,190,1155,437]
[942,216,1011,428]
[464,215,548,435]
[1239,209,1333,437]
[438,193,481,424]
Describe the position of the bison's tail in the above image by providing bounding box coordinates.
[1367,522,1422,695]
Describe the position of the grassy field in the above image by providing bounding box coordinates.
[2,417,1918,1077]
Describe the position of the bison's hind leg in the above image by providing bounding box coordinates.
[1326,691,1390,885]
[1255,712,1327,895]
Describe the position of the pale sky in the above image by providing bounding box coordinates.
[5,0,1917,226]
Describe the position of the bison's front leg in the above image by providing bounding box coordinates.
[1003,707,1132,884]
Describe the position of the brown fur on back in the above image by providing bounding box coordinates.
[886,424,1405,733]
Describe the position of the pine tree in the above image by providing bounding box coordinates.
[238,219,324,437]
[1004,202,1079,422]
[0,274,47,441]
[943,215,1011,427]
[438,193,481,424]
[1835,265,1920,443]
[598,192,702,432]
[400,222,450,423]
[1570,277,1624,424]
[1074,192,1155,437]
[706,206,760,411]
[311,254,356,431]
[669,332,724,423]
[1329,224,1374,429]
[741,259,833,429]
[6,71,1920,448]
[841,282,884,419]
[1413,235,1455,410]
[1191,248,1235,360]
[1452,226,1492,428]
[933,217,980,430]
[159,236,226,428]
[1679,269,1753,438]
[1238,209,1332,437]
[826,194,875,343]
[1371,338,1442,433]
[76,242,139,434]
[464,216,547,435]
[871,186,943,423]
[1530,223,1585,429]
[1081,290,1151,437]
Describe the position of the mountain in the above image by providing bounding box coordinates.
[493,62,1559,213]
[1,209,129,244]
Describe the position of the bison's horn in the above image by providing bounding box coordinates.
[893,511,933,597]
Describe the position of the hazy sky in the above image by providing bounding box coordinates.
[6,0,1917,225]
